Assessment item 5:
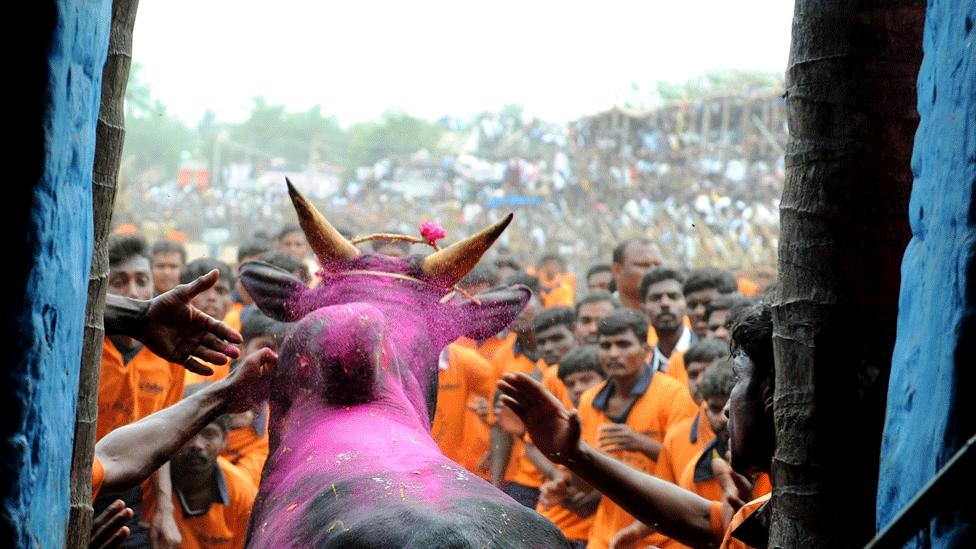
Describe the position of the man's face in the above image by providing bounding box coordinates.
[613,243,661,304]
[108,256,153,301]
[705,395,729,438]
[536,324,577,366]
[540,260,562,278]
[190,278,233,321]
[173,422,226,475]
[279,231,308,258]
[509,296,540,335]
[727,351,773,474]
[564,371,605,407]
[707,309,731,342]
[685,288,720,338]
[151,252,183,295]
[685,359,717,404]
[587,270,614,292]
[643,279,687,333]
[598,330,649,381]
[575,301,616,346]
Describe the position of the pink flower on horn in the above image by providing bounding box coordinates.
[419,220,447,250]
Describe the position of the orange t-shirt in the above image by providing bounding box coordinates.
[541,364,573,409]
[655,403,715,483]
[578,368,698,549]
[223,302,244,334]
[432,344,495,470]
[92,457,105,499]
[664,351,689,388]
[541,281,575,308]
[221,419,269,488]
[491,338,548,488]
[97,338,185,440]
[737,277,760,298]
[678,443,773,503]
[719,494,771,549]
[144,457,257,549]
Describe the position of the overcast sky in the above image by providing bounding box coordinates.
[132,0,794,126]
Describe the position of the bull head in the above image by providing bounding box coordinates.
[240,180,528,438]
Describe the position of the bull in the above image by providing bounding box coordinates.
[239,181,570,548]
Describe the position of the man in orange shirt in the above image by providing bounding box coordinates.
[682,268,739,339]
[574,291,619,347]
[538,253,577,308]
[97,234,195,548]
[143,383,257,549]
[182,258,237,385]
[536,306,579,407]
[640,267,696,379]
[151,239,186,296]
[497,303,779,549]
[432,342,496,471]
[489,275,546,507]
[538,347,606,548]
[575,309,698,549]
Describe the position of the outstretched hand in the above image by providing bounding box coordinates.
[139,270,243,375]
[497,372,582,465]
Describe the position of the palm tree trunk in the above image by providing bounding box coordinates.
[772,1,924,546]
[65,1,139,547]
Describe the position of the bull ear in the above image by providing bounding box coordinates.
[239,261,309,322]
[456,285,531,340]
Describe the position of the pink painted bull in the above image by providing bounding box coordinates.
[239,182,569,547]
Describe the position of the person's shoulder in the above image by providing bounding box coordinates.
[651,369,690,395]
[662,414,695,443]
[577,381,606,413]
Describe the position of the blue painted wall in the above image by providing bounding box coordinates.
[1,2,111,546]
[878,0,976,545]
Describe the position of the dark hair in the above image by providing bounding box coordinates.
[505,272,540,295]
[180,258,235,287]
[730,303,774,386]
[574,290,620,318]
[612,237,652,265]
[597,309,649,343]
[494,257,522,273]
[183,383,231,432]
[533,306,575,334]
[151,239,187,265]
[539,253,562,266]
[277,224,302,242]
[699,359,735,400]
[240,307,291,345]
[705,294,754,322]
[586,263,613,281]
[639,266,687,301]
[108,234,149,268]
[684,338,730,365]
[460,262,500,288]
[683,267,738,296]
[557,347,605,381]
[238,238,272,263]
[258,250,311,284]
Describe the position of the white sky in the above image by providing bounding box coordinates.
[132,1,793,126]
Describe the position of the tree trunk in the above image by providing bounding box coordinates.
[772,1,924,547]
[65,1,139,547]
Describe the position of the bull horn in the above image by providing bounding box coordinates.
[421,213,513,286]
[286,178,360,264]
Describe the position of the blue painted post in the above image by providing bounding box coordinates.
[878,0,976,546]
[1,2,111,546]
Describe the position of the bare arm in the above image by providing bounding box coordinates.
[95,348,276,496]
[498,372,720,547]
